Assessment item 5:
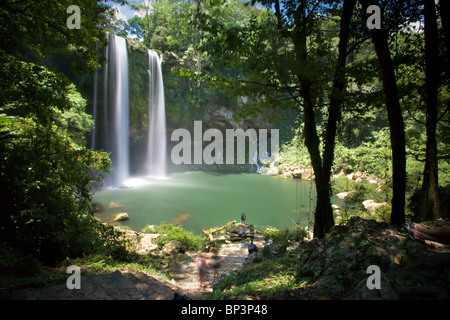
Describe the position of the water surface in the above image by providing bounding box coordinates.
[92,171,338,234]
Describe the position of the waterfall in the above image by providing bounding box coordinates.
[147,50,167,178]
[102,32,110,157]
[109,34,130,187]
[91,43,99,150]
[252,150,261,173]
[91,34,168,187]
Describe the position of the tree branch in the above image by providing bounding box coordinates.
[402,96,426,125]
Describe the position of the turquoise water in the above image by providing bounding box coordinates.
[92,171,338,235]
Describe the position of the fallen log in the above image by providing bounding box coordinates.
[202,220,236,242]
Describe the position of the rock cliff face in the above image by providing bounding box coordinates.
[47,35,281,175]
[125,46,278,174]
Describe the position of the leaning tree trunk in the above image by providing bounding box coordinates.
[420,0,441,220]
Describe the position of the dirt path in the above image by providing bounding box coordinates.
[8,239,264,300]
[170,238,264,299]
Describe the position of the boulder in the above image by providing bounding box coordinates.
[292,172,302,179]
[112,226,164,254]
[107,202,125,210]
[347,274,399,300]
[226,224,255,241]
[248,250,264,264]
[362,200,388,215]
[336,192,350,199]
[259,167,278,176]
[301,169,315,180]
[137,234,160,254]
[113,212,129,221]
[270,243,287,257]
[162,240,184,255]
[316,277,347,298]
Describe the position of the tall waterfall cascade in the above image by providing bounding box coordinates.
[91,42,99,150]
[110,34,130,187]
[91,33,130,187]
[91,34,168,187]
[147,50,167,178]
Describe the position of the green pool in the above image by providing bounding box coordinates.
[92,171,340,235]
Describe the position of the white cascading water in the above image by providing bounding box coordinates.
[91,42,99,151]
[110,34,130,187]
[147,50,167,178]
[102,32,110,157]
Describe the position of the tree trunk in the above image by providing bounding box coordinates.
[361,0,407,227]
[420,0,441,220]
[292,0,355,238]
[323,0,356,179]
[291,12,333,238]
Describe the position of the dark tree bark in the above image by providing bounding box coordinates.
[290,0,355,238]
[420,0,441,220]
[323,0,356,180]
[360,0,407,227]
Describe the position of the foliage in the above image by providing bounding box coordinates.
[261,226,309,246]
[60,252,169,279]
[208,256,306,300]
[54,84,94,146]
[0,0,127,71]
[142,223,208,252]
[278,127,312,168]
[0,0,121,263]
[333,127,392,179]
[126,0,200,57]
[0,114,113,263]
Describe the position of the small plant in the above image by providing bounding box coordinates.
[143,223,207,252]
[261,226,308,245]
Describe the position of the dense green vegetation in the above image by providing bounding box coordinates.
[0,0,129,265]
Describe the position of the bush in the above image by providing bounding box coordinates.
[261,226,308,246]
[0,58,112,265]
[331,176,392,206]
[142,223,207,252]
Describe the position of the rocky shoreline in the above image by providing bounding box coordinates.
[275,164,385,185]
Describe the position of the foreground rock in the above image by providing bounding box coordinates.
[362,200,388,214]
[226,224,255,241]
[248,242,287,264]
[113,212,129,222]
[293,217,450,299]
[162,240,184,255]
[113,227,161,254]
[9,269,181,300]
